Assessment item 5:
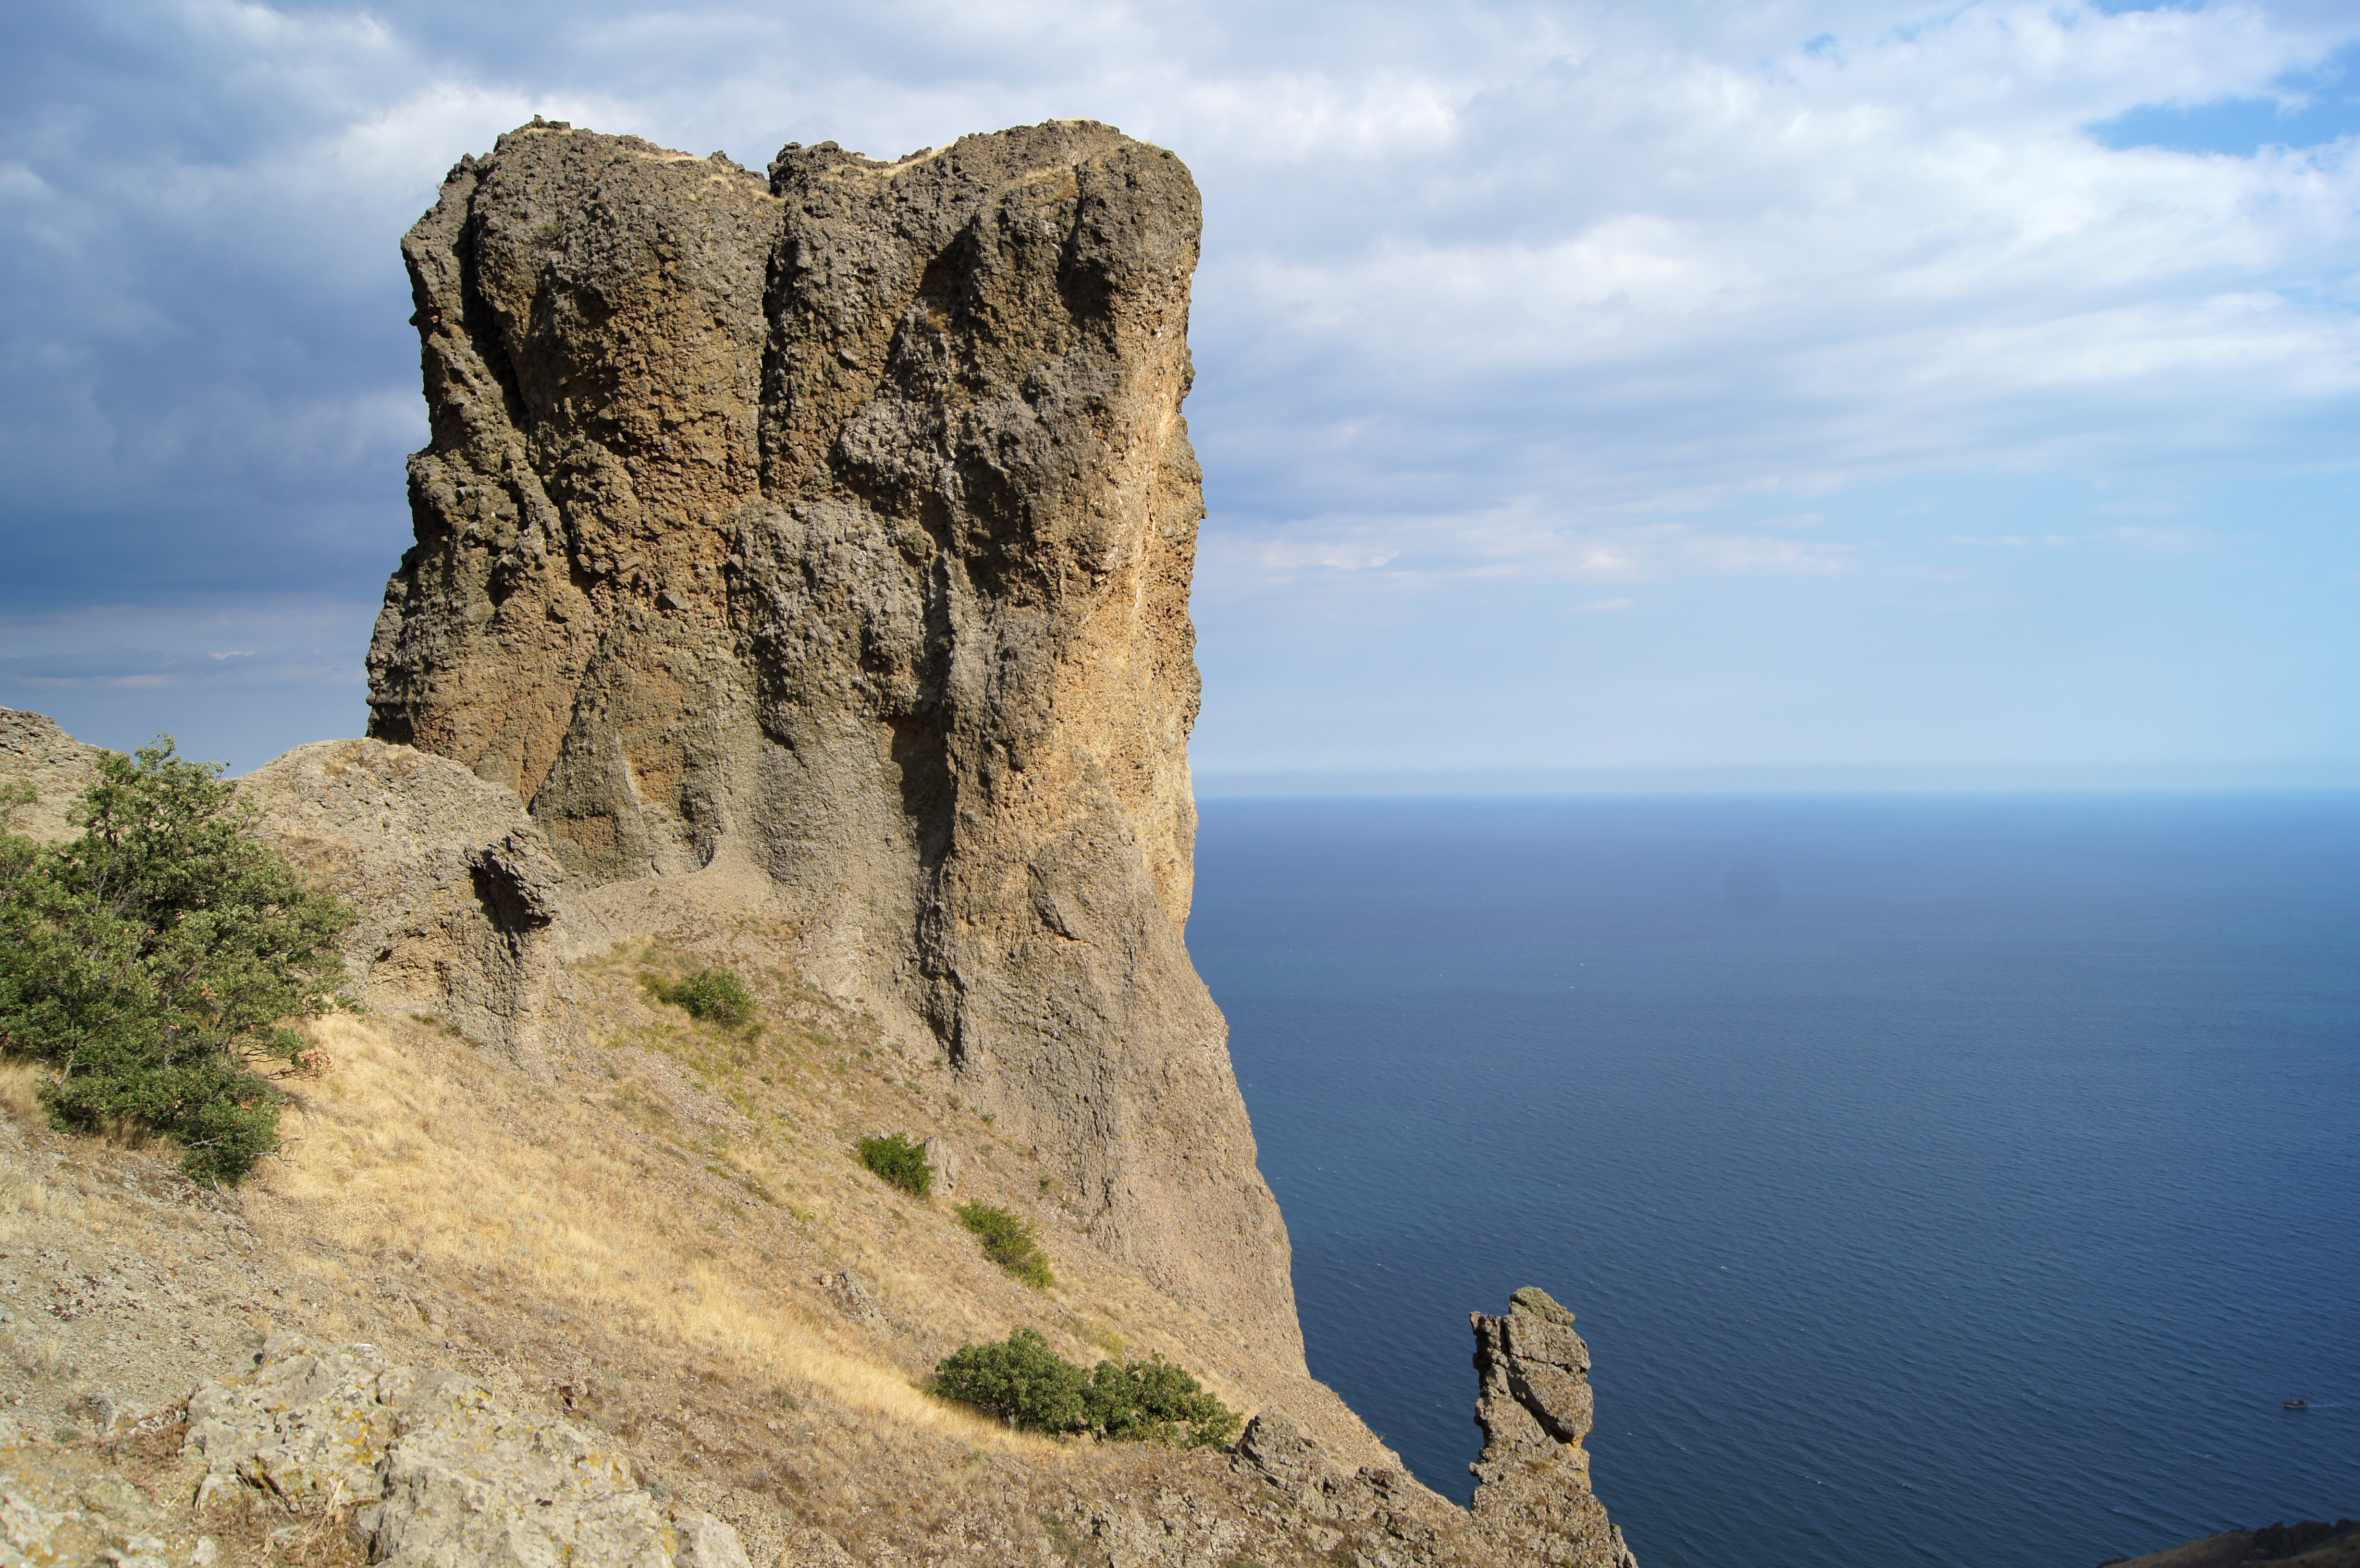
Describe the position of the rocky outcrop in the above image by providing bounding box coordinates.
[364,118,1291,1347]
[186,1336,759,1568]
[0,705,107,845]
[2103,1519,2360,1568]
[185,1336,414,1507]
[237,738,575,1059]
[1469,1288,1640,1568]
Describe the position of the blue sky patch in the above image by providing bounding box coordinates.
[2091,42,2360,155]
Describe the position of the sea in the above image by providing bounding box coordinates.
[1188,793,2360,1568]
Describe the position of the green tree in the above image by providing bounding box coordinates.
[0,739,354,1183]
[931,1328,1094,1433]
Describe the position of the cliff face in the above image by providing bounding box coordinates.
[365,122,1287,1347]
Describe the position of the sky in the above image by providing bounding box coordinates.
[2,0,2355,786]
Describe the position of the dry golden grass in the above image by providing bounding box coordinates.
[0,1059,47,1121]
[268,1013,1055,1458]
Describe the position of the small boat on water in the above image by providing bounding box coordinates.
[2284,1398,2311,1409]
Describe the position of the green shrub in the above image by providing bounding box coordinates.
[0,739,354,1184]
[932,1327,1095,1433]
[930,1329,1241,1447]
[857,1131,932,1196]
[1090,1355,1243,1449]
[651,967,755,1026]
[956,1200,1054,1289]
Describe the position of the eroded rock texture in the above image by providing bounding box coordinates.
[186,1336,756,1568]
[1469,1288,1641,1568]
[238,738,574,1060]
[366,121,1290,1343]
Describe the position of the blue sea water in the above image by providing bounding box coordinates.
[1188,794,2360,1568]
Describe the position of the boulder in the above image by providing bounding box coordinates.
[237,738,573,1058]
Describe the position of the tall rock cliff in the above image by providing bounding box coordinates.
[365,121,1291,1350]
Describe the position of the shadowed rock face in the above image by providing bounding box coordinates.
[365,120,1293,1348]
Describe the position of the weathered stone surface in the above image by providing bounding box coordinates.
[1231,1409,1423,1532]
[186,1335,412,1507]
[0,705,107,846]
[236,738,573,1057]
[371,1372,679,1568]
[0,1440,175,1568]
[673,1510,754,1568]
[820,1269,888,1331]
[364,119,1295,1350]
[185,1337,753,1568]
[1469,1289,1640,1568]
[919,1134,961,1193]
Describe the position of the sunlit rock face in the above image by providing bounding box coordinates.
[365,119,1297,1352]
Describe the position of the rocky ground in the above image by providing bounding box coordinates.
[1,709,1636,1568]
[0,928,1573,1568]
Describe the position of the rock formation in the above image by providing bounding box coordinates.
[0,705,106,845]
[187,1336,754,1567]
[239,738,575,1057]
[1469,1288,1640,1568]
[364,119,1291,1347]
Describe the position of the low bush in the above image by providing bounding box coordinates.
[0,740,354,1183]
[931,1329,1241,1448]
[650,967,755,1027]
[1090,1355,1243,1448]
[857,1131,932,1197]
[956,1200,1054,1288]
[955,1201,1054,1288]
[932,1328,1094,1433]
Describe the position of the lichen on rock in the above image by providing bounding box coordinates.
[1470,1289,1642,1568]
[185,1336,757,1568]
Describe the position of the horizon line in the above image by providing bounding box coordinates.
[1191,761,2360,798]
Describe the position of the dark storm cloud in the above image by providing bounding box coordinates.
[0,3,428,605]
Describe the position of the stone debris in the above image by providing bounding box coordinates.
[819,1271,888,1332]
[0,1430,180,1568]
[779,1524,859,1568]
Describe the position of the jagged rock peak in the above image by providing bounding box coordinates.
[363,120,1295,1351]
[1470,1289,1641,1568]
[1512,1284,1577,1325]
